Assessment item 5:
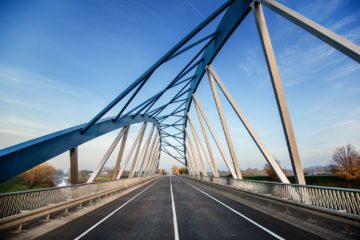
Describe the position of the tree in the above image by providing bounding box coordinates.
[263,159,292,181]
[263,163,277,180]
[171,166,180,175]
[242,167,267,177]
[157,169,166,175]
[20,162,56,189]
[328,144,360,181]
[179,167,188,174]
[55,169,65,177]
[79,169,92,182]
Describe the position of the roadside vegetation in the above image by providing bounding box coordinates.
[0,163,56,193]
[171,166,188,175]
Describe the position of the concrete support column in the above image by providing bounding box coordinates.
[70,147,78,185]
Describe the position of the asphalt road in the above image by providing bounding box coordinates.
[37,176,324,240]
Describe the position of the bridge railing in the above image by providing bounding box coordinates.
[0,175,157,219]
[191,175,360,215]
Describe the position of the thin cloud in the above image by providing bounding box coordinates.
[185,0,206,18]
[329,13,359,31]
[0,67,91,99]
[300,0,342,21]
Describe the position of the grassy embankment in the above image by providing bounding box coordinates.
[0,177,50,193]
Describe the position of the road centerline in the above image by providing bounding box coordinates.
[180,177,286,240]
[74,177,163,240]
[170,175,180,240]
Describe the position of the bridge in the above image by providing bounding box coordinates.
[0,0,360,239]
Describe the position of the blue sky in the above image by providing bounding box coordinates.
[0,0,359,173]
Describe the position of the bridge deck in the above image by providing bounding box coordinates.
[37,176,323,240]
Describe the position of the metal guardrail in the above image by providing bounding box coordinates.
[191,175,360,216]
[0,175,158,219]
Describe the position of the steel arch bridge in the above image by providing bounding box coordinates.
[0,0,359,185]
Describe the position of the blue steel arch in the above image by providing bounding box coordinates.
[0,115,161,182]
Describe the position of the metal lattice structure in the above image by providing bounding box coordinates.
[0,0,359,185]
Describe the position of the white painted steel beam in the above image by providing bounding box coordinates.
[192,101,219,177]
[207,69,242,179]
[185,152,195,176]
[117,123,148,179]
[150,149,160,175]
[193,94,238,179]
[137,125,156,177]
[186,136,203,175]
[187,127,208,176]
[145,140,159,175]
[207,65,290,183]
[87,126,129,183]
[129,123,147,178]
[186,128,207,176]
[187,113,217,177]
[185,141,200,175]
[253,2,305,184]
[259,0,360,63]
[143,133,159,176]
[112,126,130,180]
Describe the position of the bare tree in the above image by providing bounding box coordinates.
[263,159,292,181]
[263,163,277,180]
[328,144,360,181]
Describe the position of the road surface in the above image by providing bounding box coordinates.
[37,176,323,240]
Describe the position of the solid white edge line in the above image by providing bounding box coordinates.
[74,177,163,240]
[170,176,180,240]
[181,178,286,240]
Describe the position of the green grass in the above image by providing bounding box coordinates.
[0,177,52,193]
[94,175,112,182]
[0,177,28,193]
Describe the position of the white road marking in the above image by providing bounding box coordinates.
[181,178,286,240]
[170,175,180,240]
[74,177,163,240]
